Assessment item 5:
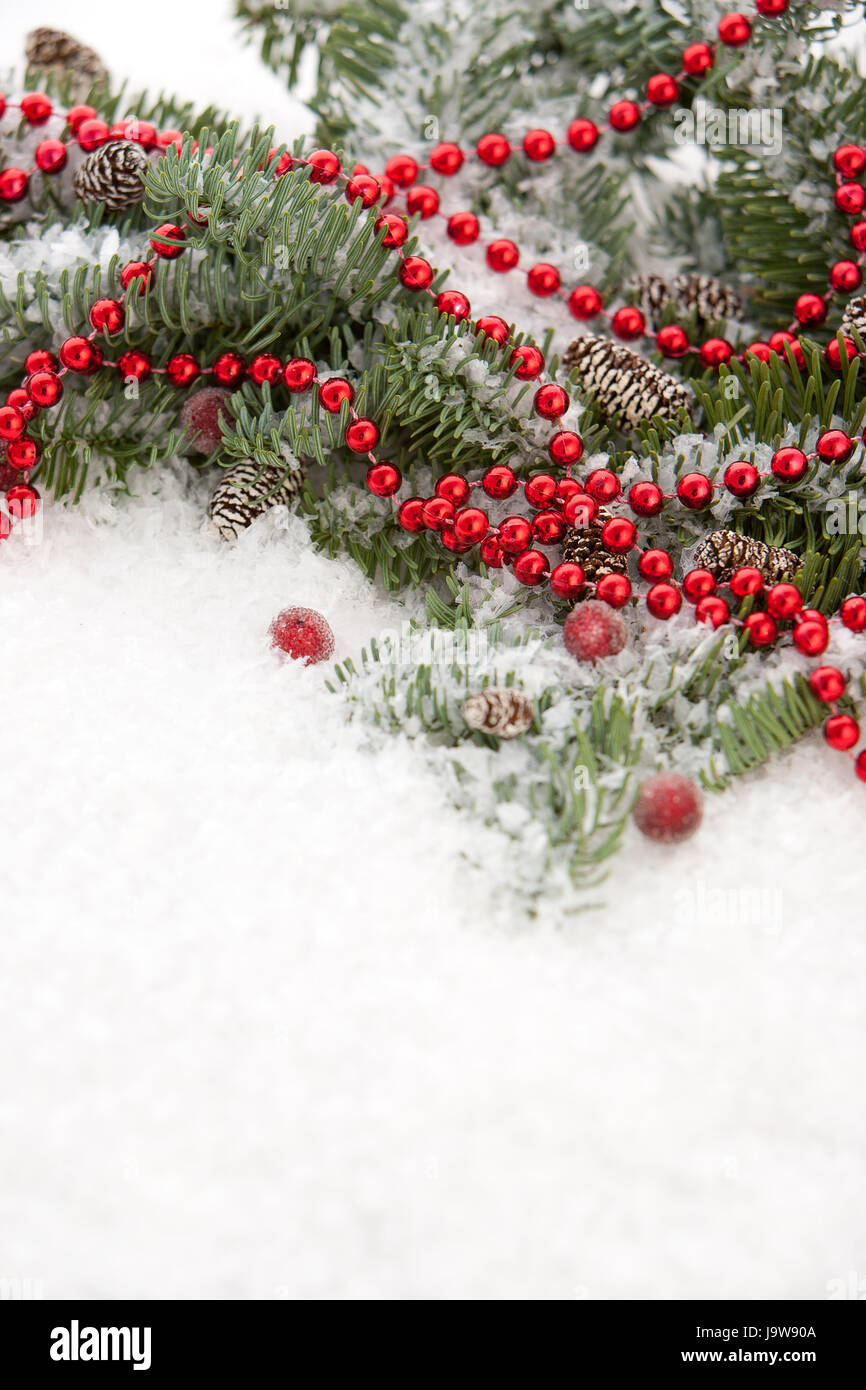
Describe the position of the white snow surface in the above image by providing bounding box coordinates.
[1,0,865,1302]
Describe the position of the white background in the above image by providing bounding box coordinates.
[0,0,864,1299]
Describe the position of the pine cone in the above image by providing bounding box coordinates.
[841,295,866,341]
[565,336,691,431]
[208,459,306,541]
[25,28,108,101]
[691,529,801,584]
[560,508,629,587]
[462,688,534,739]
[626,273,744,328]
[73,141,149,213]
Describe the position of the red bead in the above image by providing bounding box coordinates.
[5,389,28,409]
[566,119,599,153]
[397,497,425,532]
[682,42,715,75]
[825,337,858,371]
[248,354,282,385]
[0,406,26,441]
[440,527,473,554]
[66,104,96,133]
[608,101,641,132]
[479,535,505,567]
[447,211,480,245]
[77,118,110,151]
[23,350,58,376]
[150,224,186,259]
[20,92,52,124]
[384,153,419,187]
[475,315,509,344]
[513,549,550,585]
[809,666,846,702]
[429,143,464,175]
[699,337,733,369]
[527,263,561,297]
[497,516,532,554]
[724,461,760,497]
[319,378,354,412]
[856,750,866,781]
[435,474,471,506]
[212,352,245,386]
[59,336,103,374]
[830,259,862,292]
[345,174,381,207]
[121,119,157,149]
[510,345,545,379]
[743,342,772,365]
[646,583,682,620]
[89,298,125,334]
[523,129,556,161]
[376,213,409,247]
[816,428,854,463]
[376,174,395,205]
[366,462,402,497]
[744,612,778,647]
[656,325,690,358]
[676,472,714,509]
[307,150,341,184]
[633,773,703,844]
[792,618,829,655]
[596,573,632,608]
[771,446,808,481]
[533,385,569,419]
[436,290,471,320]
[730,566,763,598]
[453,507,489,543]
[568,286,603,320]
[547,431,583,466]
[851,222,866,251]
[824,713,859,751]
[399,256,433,291]
[840,595,866,631]
[486,239,520,272]
[421,497,455,530]
[120,261,154,294]
[768,331,806,369]
[585,469,620,504]
[562,492,597,527]
[524,474,557,507]
[563,599,628,658]
[116,350,152,381]
[550,562,586,599]
[35,139,68,173]
[531,510,566,544]
[476,133,511,166]
[7,438,40,470]
[628,481,665,516]
[406,184,440,218]
[794,293,827,327]
[155,129,183,152]
[5,483,40,519]
[647,73,680,106]
[718,13,752,45]
[611,306,646,340]
[165,354,200,387]
[766,583,803,619]
[755,0,788,12]
[284,357,316,392]
[836,183,866,215]
[638,549,674,581]
[0,168,29,202]
[482,465,518,499]
[834,144,866,178]
[695,594,730,628]
[601,517,636,553]
[26,371,62,407]
[682,568,716,601]
[269,606,335,666]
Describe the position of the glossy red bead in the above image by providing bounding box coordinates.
[429,143,464,175]
[20,91,52,123]
[34,139,68,173]
[566,119,599,153]
[792,619,829,655]
[809,666,846,702]
[834,144,866,178]
[695,595,730,628]
[824,713,859,751]
[531,510,566,544]
[284,358,316,392]
[836,183,866,215]
[527,263,561,296]
[730,566,764,598]
[548,431,583,466]
[601,517,636,553]
[0,405,26,440]
[212,352,245,386]
[26,371,62,407]
[435,474,472,506]
[0,168,28,202]
[319,377,354,412]
[628,481,665,516]
[399,256,433,291]
[724,461,760,497]
[682,43,715,75]
[550,562,586,598]
[608,101,641,132]
[7,438,40,470]
[744,612,778,647]
[475,315,509,343]
[850,222,866,251]
[611,306,646,340]
[830,260,862,292]
[699,338,733,368]
[513,549,550,585]
[447,211,480,245]
[510,345,545,379]
[656,325,690,358]
[479,535,505,567]
[345,174,381,207]
[481,465,518,499]
[638,549,674,581]
[682,569,716,601]
[59,336,103,374]
[77,118,110,151]
[376,213,409,247]
[840,595,866,631]
[563,492,597,527]
[65,104,96,133]
[524,473,557,507]
[89,298,125,334]
[676,473,714,509]
[406,184,440,218]
[5,482,40,518]
[825,337,858,371]
[768,331,806,369]
[498,516,532,554]
[453,507,489,544]
[150,223,186,259]
[116,350,152,381]
[307,150,341,184]
[533,385,569,419]
[421,497,455,530]
[794,293,827,327]
[646,73,679,106]
[119,261,154,294]
[584,469,621,504]
[523,129,556,161]
[248,354,282,385]
[165,354,200,387]
[436,290,471,320]
[816,429,855,463]
[366,462,402,497]
[384,153,419,187]
[646,583,682,619]
[596,573,632,608]
[397,497,425,532]
[568,285,603,320]
[766,583,803,619]
[486,239,520,272]
[771,446,808,481]
[476,133,511,166]
[718,13,752,45]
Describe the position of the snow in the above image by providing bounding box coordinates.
[1,0,865,1301]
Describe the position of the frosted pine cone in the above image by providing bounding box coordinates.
[691,529,800,583]
[26,28,108,100]
[208,459,306,541]
[561,507,628,587]
[462,688,534,739]
[626,273,744,328]
[73,141,149,212]
[841,295,866,341]
[565,336,691,430]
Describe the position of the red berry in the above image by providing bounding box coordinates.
[178,388,233,453]
[563,599,627,662]
[633,774,703,844]
[269,607,335,665]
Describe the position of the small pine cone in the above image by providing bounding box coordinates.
[208,459,305,541]
[462,688,534,739]
[73,141,149,213]
[841,295,866,341]
[564,336,691,430]
[560,508,629,586]
[25,28,108,100]
[691,529,800,584]
[625,273,672,325]
[626,273,744,328]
